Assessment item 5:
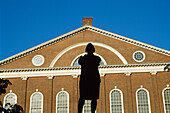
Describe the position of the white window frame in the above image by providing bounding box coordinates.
[162,85,170,113]
[109,88,124,113]
[71,53,107,66]
[136,87,151,113]
[133,51,146,62]
[56,90,69,113]
[29,92,44,113]
[3,92,17,107]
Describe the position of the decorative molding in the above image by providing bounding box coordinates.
[47,75,53,79]
[72,74,79,78]
[100,73,105,76]
[124,72,131,76]
[0,63,169,79]
[140,85,143,88]
[150,71,157,75]
[0,62,169,73]
[164,64,170,71]
[1,25,169,66]
[21,76,28,80]
[61,88,64,91]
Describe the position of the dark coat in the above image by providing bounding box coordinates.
[78,54,101,99]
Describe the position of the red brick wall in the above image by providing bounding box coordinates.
[0,71,170,113]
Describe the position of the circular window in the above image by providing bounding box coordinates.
[32,55,45,66]
[133,51,145,62]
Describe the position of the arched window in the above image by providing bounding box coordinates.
[162,85,170,113]
[136,87,151,113]
[30,92,43,113]
[71,53,106,66]
[3,92,17,107]
[56,90,69,113]
[110,88,124,113]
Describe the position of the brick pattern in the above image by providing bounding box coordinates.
[0,71,169,113]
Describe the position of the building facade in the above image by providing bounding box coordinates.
[0,17,170,113]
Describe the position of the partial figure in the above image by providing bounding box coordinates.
[78,43,101,113]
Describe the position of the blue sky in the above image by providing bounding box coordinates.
[0,0,170,61]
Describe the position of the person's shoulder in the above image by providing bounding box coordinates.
[79,55,86,60]
[94,55,100,59]
[82,54,88,58]
[94,55,101,60]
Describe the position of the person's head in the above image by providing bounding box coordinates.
[85,43,95,53]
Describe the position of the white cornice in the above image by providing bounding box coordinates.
[0,63,169,79]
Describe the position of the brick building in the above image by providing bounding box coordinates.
[0,17,170,113]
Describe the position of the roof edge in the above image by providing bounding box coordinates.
[0,26,88,66]
[87,26,170,56]
[0,25,170,66]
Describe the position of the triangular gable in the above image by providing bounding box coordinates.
[0,25,170,66]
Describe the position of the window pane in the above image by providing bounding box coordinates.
[30,93,43,113]
[137,89,150,113]
[83,100,91,113]
[4,93,17,105]
[110,90,123,113]
[56,92,68,113]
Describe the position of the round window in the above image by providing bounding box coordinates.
[32,55,45,66]
[133,51,145,62]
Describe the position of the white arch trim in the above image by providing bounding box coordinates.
[109,88,124,113]
[70,53,107,66]
[136,87,151,113]
[50,42,128,67]
[162,86,170,113]
[29,92,44,113]
[56,90,69,113]
[3,92,17,107]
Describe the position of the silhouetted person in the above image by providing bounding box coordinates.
[78,43,101,113]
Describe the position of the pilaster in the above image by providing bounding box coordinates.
[151,72,161,113]
[72,74,79,113]
[99,74,106,113]
[125,73,134,113]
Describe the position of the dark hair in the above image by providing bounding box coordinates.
[85,43,95,53]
